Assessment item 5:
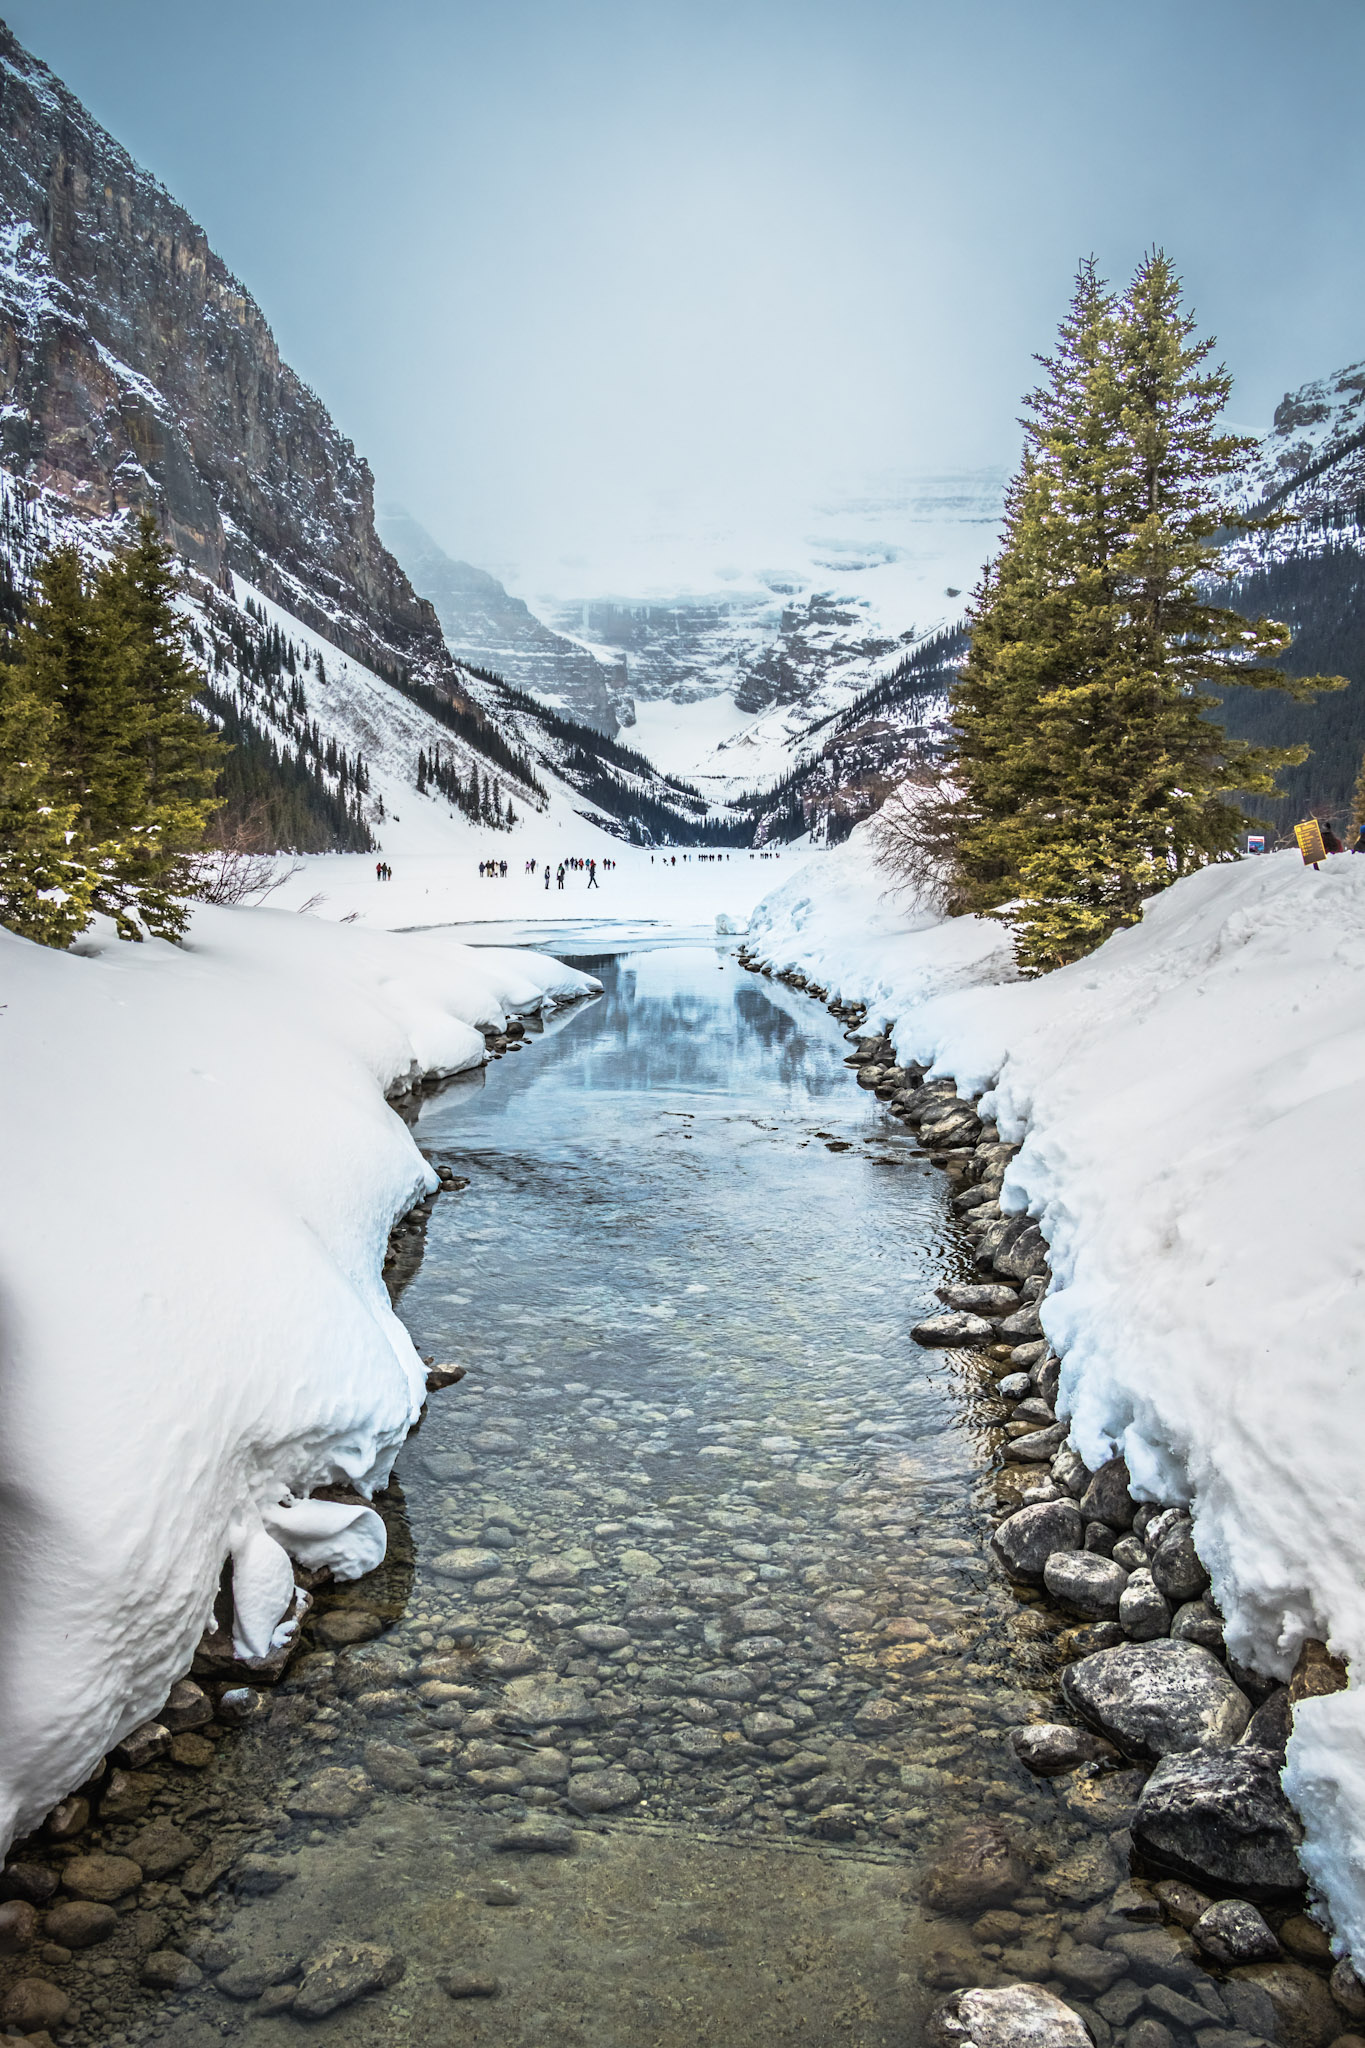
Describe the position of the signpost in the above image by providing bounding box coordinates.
[1295,819,1328,867]
[1246,834,1266,855]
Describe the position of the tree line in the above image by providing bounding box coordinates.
[878,253,1344,973]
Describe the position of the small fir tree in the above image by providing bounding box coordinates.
[0,512,222,947]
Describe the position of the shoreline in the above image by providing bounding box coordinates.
[736,938,1365,2045]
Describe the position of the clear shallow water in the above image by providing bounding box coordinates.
[18,942,1146,2048]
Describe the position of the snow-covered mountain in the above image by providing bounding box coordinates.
[1241,359,1365,536]
[0,21,759,857]
[390,471,1003,791]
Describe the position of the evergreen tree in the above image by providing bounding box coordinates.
[0,660,97,947]
[0,514,223,947]
[936,254,1342,972]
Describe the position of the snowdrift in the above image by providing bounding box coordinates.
[750,838,1365,1956]
[0,906,596,1851]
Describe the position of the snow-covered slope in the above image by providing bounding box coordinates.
[749,838,1365,1958]
[393,472,1004,790]
[0,906,597,1853]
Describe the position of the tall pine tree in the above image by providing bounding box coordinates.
[937,254,1342,972]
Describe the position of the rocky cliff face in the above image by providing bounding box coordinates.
[377,508,620,731]
[1242,360,1365,533]
[0,19,453,690]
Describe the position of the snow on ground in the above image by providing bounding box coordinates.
[748,835,1365,1956]
[624,692,760,783]
[264,841,795,933]
[0,906,596,1854]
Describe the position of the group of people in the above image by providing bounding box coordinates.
[373,861,394,881]
[478,859,509,877]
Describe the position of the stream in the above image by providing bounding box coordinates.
[18,940,1154,2048]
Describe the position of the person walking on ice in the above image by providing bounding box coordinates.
[587,859,599,888]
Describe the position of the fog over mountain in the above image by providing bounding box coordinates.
[9,0,1364,654]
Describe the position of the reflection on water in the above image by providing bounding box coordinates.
[17,944,1146,2048]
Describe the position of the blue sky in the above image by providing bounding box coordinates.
[8,0,1364,592]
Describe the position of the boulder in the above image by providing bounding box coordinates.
[113,1720,170,1770]
[1061,1639,1251,1760]
[141,1949,204,1991]
[1078,1457,1137,1529]
[1192,1898,1280,1964]
[0,1902,37,1955]
[1289,1638,1349,1705]
[1149,1524,1210,1604]
[991,1501,1083,1582]
[1225,1961,1341,2048]
[1330,1958,1365,2021]
[1043,1552,1128,1619]
[928,1983,1094,2047]
[159,1679,213,1733]
[1242,1688,1292,1758]
[293,1943,405,2019]
[124,1820,196,1879]
[1010,1423,1069,1463]
[287,1768,370,1820]
[1118,1569,1173,1642]
[1170,1599,1224,1651]
[1132,1746,1305,1900]
[919,1822,1028,1914]
[0,1980,73,2034]
[0,1869,56,1912]
[939,1283,1021,1315]
[1009,1724,1119,1776]
[60,1852,142,1901]
[995,1225,1051,1283]
[43,1900,117,1949]
[912,1312,996,1348]
[566,1768,641,1812]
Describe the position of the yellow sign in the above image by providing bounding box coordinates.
[1295,819,1327,866]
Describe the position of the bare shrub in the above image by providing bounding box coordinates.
[871,762,961,912]
[188,847,301,906]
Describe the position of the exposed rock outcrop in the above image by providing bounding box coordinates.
[0,21,453,691]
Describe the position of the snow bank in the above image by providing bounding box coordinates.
[748,838,1365,1954]
[0,905,596,1852]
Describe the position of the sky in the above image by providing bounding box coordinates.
[8,0,1365,599]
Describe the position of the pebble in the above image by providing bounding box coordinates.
[440,1971,501,1998]
[430,1547,506,1581]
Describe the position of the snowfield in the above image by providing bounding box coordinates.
[0,906,596,1853]
[749,834,1365,1957]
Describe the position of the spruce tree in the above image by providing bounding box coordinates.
[0,513,222,947]
[938,253,1342,973]
[0,661,97,947]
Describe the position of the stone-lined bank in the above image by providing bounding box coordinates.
[737,943,1365,2048]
